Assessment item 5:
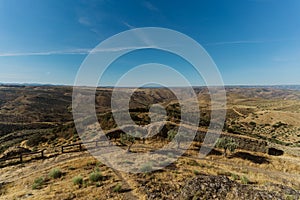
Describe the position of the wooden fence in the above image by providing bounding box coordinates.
[61,140,103,153]
[0,149,45,163]
[0,140,104,166]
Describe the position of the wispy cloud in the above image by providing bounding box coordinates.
[205,38,297,46]
[122,21,136,29]
[205,40,265,46]
[78,16,91,26]
[0,49,91,57]
[143,1,159,12]
[0,45,160,57]
[91,45,158,53]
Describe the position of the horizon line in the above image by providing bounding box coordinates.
[1,82,300,88]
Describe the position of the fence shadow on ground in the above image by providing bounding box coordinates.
[231,151,270,164]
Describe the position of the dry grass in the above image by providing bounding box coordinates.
[1,139,300,199]
[1,86,300,199]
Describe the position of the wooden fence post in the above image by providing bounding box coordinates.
[41,150,44,158]
[79,143,82,151]
[61,146,64,153]
[20,153,23,162]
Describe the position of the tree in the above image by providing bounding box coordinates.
[216,137,238,157]
[134,131,146,144]
[120,132,136,152]
[167,129,185,149]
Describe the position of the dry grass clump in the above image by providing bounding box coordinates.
[49,168,62,179]
[72,176,83,186]
[32,177,45,190]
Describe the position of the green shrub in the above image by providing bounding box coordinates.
[187,160,199,166]
[167,129,186,149]
[193,170,201,175]
[231,173,239,181]
[82,180,88,188]
[285,195,296,200]
[240,175,249,184]
[96,161,102,167]
[140,162,153,173]
[72,176,83,186]
[49,168,62,179]
[120,132,136,152]
[113,183,122,193]
[158,160,169,167]
[89,172,102,182]
[216,137,238,157]
[94,167,100,172]
[32,177,44,190]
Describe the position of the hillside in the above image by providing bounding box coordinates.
[0,86,300,199]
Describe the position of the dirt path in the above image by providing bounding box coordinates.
[232,107,245,117]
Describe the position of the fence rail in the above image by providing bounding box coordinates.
[0,140,104,166]
[0,149,45,163]
[61,140,104,153]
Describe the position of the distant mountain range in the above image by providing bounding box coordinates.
[1,83,300,90]
[225,85,300,91]
[0,83,61,87]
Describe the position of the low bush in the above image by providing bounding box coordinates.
[193,170,201,175]
[49,168,62,179]
[187,160,200,166]
[240,175,249,184]
[89,172,102,182]
[231,173,239,181]
[32,177,44,190]
[140,162,153,173]
[113,183,122,193]
[72,176,83,186]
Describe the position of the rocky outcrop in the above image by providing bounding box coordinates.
[180,175,300,200]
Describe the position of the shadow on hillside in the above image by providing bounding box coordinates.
[232,151,269,164]
[197,146,223,156]
[0,153,60,168]
[208,149,223,156]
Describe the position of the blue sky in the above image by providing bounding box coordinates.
[0,0,300,85]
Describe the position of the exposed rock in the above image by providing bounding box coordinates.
[179,175,300,200]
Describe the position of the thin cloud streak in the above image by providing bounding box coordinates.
[0,49,91,57]
[0,45,159,57]
[205,40,266,46]
[205,38,297,46]
[78,17,91,26]
[122,21,136,29]
[143,1,159,12]
[91,45,158,53]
